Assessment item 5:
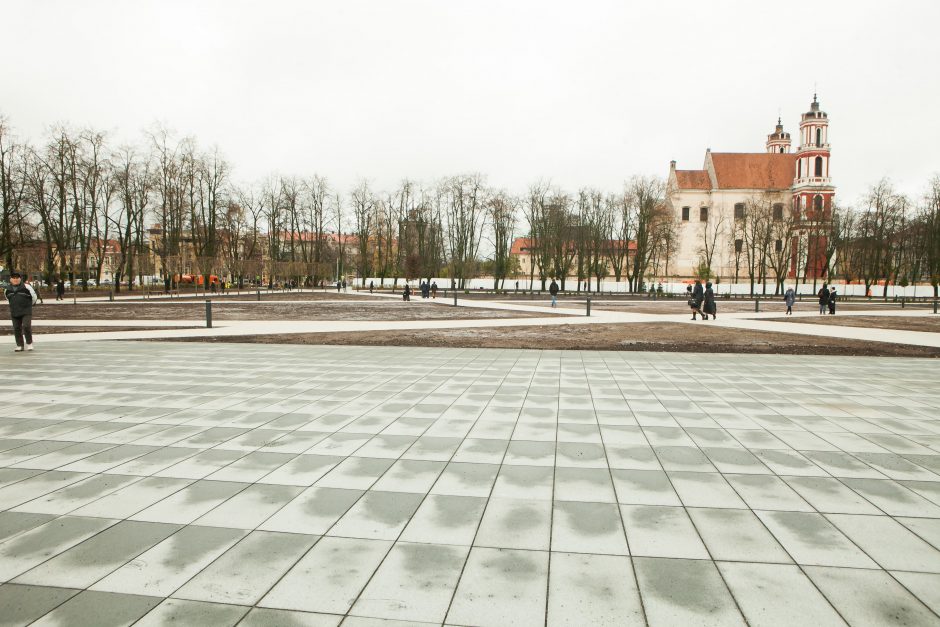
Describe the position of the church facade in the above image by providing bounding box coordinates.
[667,96,834,280]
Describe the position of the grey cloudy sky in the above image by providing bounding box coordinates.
[2,0,938,204]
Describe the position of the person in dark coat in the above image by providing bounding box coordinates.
[55,279,65,301]
[369,280,374,294]
[5,272,37,352]
[817,283,829,315]
[690,280,705,320]
[549,279,559,308]
[702,281,717,320]
[828,287,837,315]
[431,281,438,298]
[403,283,411,301]
[784,287,796,315]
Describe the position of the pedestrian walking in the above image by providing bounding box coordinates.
[703,281,716,320]
[336,280,341,293]
[403,283,411,301]
[549,279,559,308]
[5,272,37,352]
[369,280,374,294]
[342,279,347,292]
[784,286,796,315]
[817,283,829,315]
[431,281,438,298]
[828,287,837,315]
[55,278,65,301]
[689,280,705,320]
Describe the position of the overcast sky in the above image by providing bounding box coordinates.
[2,0,938,205]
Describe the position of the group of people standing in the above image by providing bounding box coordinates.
[402,280,438,301]
[688,281,838,318]
[817,284,838,315]
[686,280,717,320]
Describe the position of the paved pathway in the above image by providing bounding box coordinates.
[0,343,939,625]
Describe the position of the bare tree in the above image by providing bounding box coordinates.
[441,174,487,288]
[697,205,727,282]
[0,117,30,271]
[920,175,940,297]
[350,180,375,282]
[487,190,518,289]
[626,175,667,292]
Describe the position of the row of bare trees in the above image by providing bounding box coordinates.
[3,116,938,295]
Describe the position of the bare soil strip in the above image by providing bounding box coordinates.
[31,301,551,322]
[158,322,940,358]
[764,315,940,333]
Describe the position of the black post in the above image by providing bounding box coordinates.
[902,298,906,309]
[934,300,938,314]
[586,297,591,317]
[205,299,212,328]
[453,291,458,307]
[755,297,760,313]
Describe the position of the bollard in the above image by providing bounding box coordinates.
[453,292,458,307]
[586,296,591,317]
[934,300,938,314]
[755,297,760,313]
[902,298,906,309]
[256,289,261,302]
[205,299,212,328]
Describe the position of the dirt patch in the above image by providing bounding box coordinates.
[31,301,553,322]
[161,322,940,357]
[764,315,940,333]
[0,326,201,335]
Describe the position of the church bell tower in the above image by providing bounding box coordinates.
[766,118,791,153]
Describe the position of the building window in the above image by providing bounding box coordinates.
[815,156,823,177]
[816,127,822,146]
[814,195,824,211]
[700,207,709,222]
[681,207,690,221]
[773,204,784,221]
[734,203,745,220]
[797,159,802,178]
[775,239,783,252]
[779,147,784,153]
[734,239,743,253]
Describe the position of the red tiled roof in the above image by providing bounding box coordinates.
[710,153,796,190]
[675,170,711,190]
[510,237,533,255]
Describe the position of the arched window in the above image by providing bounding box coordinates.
[816,127,822,146]
[779,147,785,153]
[814,156,823,177]
[814,195,824,212]
[797,159,802,178]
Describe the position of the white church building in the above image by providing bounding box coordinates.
[667,95,834,280]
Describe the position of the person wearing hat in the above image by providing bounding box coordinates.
[5,272,38,352]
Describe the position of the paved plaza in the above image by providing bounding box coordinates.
[1,342,940,626]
